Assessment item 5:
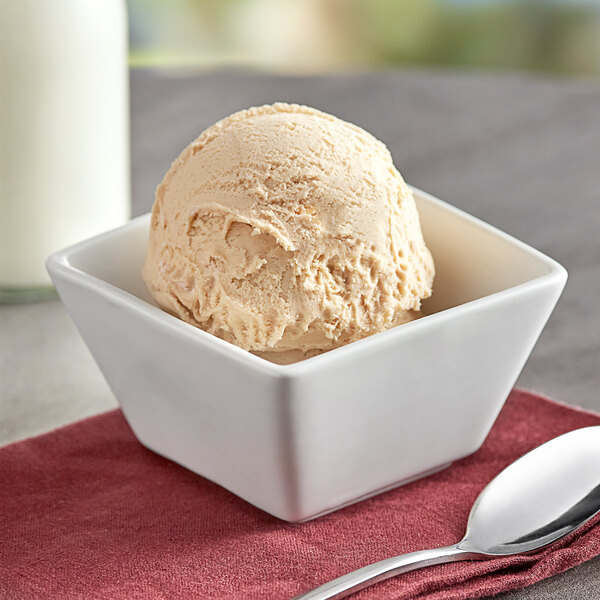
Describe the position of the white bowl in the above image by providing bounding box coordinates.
[46,187,567,522]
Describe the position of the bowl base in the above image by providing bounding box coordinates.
[297,462,454,523]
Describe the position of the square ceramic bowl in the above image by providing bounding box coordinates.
[46,187,567,522]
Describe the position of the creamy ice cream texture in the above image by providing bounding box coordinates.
[143,103,434,363]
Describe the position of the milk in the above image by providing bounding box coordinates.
[0,0,129,297]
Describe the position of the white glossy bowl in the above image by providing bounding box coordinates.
[47,187,567,522]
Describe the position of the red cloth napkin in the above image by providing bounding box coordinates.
[1,389,599,600]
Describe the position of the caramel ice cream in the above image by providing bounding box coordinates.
[143,103,434,363]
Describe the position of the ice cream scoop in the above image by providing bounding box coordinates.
[143,103,434,362]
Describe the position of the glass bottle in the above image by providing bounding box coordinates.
[0,0,130,302]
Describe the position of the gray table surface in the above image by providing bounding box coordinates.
[1,69,599,599]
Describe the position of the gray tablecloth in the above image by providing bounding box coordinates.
[1,69,599,599]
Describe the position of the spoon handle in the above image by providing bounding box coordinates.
[292,545,474,600]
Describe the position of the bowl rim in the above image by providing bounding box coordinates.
[46,186,568,377]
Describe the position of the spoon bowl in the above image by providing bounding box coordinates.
[460,426,600,555]
[294,426,600,599]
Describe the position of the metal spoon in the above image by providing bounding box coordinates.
[293,426,600,600]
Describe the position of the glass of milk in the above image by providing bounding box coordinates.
[0,0,130,303]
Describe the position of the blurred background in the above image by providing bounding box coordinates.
[128,0,600,75]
